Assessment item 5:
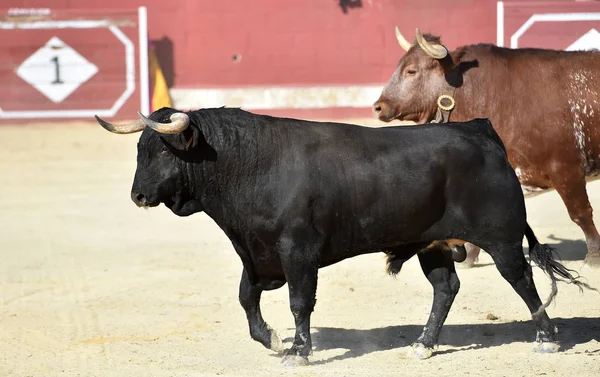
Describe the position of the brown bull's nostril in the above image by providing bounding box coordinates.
[372,101,389,117]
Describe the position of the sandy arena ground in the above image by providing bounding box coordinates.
[1,119,599,377]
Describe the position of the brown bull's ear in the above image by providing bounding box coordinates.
[443,47,478,86]
[437,47,470,75]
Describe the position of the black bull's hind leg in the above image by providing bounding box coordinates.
[238,268,285,353]
[481,240,561,352]
[407,244,460,359]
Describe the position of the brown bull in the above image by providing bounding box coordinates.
[373,28,600,267]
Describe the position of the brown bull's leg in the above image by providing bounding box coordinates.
[550,168,600,266]
[408,245,460,359]
[238,269,284,353]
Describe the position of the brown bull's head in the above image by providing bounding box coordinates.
[373,28,455,124]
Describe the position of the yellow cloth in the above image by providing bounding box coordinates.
[149,48,172,111]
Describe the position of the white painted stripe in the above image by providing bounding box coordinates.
[511,12,600,48]
[8,8,51,16]
[497,1,504,47]
[108,26,135,117]
[0,20,112,29]
[170,85,384,110]
[0,109,120,118]
[138,6,150,115]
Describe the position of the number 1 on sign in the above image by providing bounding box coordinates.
[51,56,63,84]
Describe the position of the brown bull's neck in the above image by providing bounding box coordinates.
[431,84,457,123]
[444,46,493,123]
[446,80,485,124]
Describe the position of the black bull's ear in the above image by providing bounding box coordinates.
[172,126,201,151]
[160,127,217,161]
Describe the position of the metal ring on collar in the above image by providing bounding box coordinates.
[437,94,455,112]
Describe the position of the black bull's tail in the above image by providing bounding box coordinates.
[525,223,597,317]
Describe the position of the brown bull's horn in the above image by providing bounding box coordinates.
[95,115,146,134]
[395,26,412,51]
[137,111,190,134]
[415,28,447,59]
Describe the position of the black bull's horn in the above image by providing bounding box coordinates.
[95,112,190,135]
[94,115,145,134]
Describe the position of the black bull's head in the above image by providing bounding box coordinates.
[95,108,206,217]
[373,28,460,124]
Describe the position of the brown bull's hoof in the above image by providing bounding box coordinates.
[456,255,478,269]
[584,253,600,268]
[281,354,310,367]
[456,244,481,269]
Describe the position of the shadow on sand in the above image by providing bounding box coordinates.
[474,235,587,265]
[278,317,599,364]
[542,235,588,261]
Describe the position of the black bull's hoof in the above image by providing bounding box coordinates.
[532,341,560,353]
[406,343,435,359]
[281,354,310,367]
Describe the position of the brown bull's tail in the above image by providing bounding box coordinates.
[524,223,597,317]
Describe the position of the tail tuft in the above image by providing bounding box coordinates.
[525,224,598,317]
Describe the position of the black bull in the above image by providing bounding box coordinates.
[96,107,590,365]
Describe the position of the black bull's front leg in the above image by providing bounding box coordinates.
[238,268,285,353]
[239,263,318,366]
[235,231,320,366]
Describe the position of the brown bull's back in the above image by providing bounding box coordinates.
[452,45,600,180]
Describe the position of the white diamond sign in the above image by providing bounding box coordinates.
[16,37,98,103]
[566,28,600,51]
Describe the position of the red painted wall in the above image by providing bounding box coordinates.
[7,0,567,89]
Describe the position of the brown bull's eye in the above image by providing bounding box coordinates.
[405,69,417,76]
